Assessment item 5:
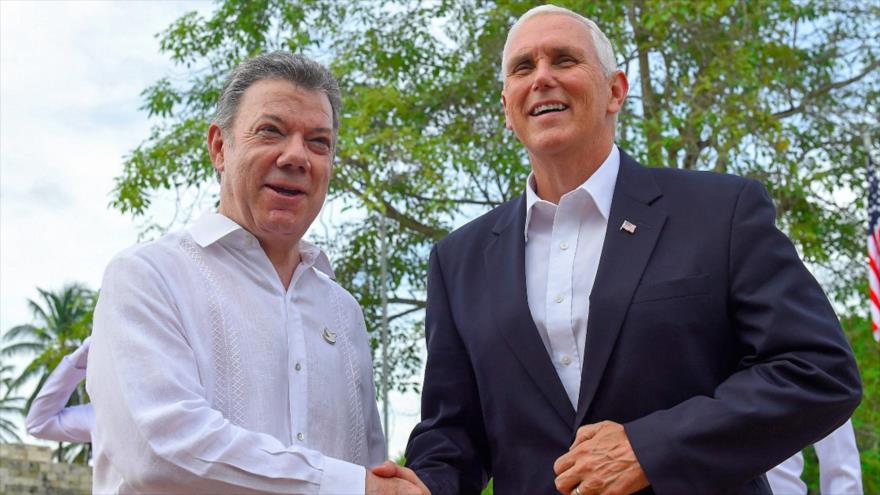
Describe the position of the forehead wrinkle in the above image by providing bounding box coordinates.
[239,112,284,133]
[256,113,286,126]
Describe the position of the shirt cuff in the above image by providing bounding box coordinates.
[318,457,365,495]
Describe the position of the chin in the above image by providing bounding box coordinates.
[256,216,303,238]
[526,136,577,155]
[265,223,302,235]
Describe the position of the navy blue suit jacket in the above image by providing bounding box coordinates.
[405,151,861,494]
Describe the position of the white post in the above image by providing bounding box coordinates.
[378,212,390,459]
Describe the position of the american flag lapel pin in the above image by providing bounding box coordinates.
[620,220,637,234]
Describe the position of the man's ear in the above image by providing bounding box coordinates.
[501,93,513,130]
[606,71,629,115]
[207,123,226,174]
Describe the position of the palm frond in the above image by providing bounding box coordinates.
[0,419,22,443]
[0,341,44,357]
[2,324,44,342]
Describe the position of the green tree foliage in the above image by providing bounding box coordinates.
[112,0,878,484]
[2,283,95,462]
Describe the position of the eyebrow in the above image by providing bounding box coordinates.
[506,45,585,72]
[255,114,332,134]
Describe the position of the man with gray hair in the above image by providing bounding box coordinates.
[380,5,861,495]
[88,51,419,494]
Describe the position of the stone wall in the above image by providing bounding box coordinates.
[0,443,91,495]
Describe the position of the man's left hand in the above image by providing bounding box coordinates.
[553,421,649,495]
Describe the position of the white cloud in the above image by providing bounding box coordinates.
[1,1,210,334]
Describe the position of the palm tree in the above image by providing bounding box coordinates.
[2,283,96,461]
[0,361,25,442]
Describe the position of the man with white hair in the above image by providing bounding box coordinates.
[376,5,861,495]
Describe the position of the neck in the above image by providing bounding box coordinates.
[260,239,301,289]
[530,141,612,204]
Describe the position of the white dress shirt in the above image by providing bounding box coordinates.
[26,337,94,443]
[87,212,384,494]
[524,145,620,409]
[767,419,863,495]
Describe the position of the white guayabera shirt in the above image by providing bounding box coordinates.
[26,337,94,443]
[87,212,384,495]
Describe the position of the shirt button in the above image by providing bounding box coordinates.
[555,294,564,304]
[297,432,305,441]
[294,362,301,371]
[560,241,569,250]
[560,355,572,366]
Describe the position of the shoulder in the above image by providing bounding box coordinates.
[436,196,521,252]
[101,230,191,287]
[94,232,194,324]
[630,160,764,213]
[646,165,753,196]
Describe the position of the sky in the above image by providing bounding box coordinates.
[0,0,209,333]
[0,0,418,457]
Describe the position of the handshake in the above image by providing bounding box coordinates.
[363,421,649,495]
[366,461,431,495]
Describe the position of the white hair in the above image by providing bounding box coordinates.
[501,5,618,79]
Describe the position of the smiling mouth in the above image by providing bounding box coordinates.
[530,103,568,116]
[267,184,304,197]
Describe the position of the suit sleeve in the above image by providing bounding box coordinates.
[624,179,862,494]
[405,246,490,495]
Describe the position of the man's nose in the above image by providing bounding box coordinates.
[531,61,556,90]
[277,136,311,172]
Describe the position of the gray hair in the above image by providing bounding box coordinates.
[501,5,618,79]
[213,51,341,142]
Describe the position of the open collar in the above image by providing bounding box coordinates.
[188,212,335,279]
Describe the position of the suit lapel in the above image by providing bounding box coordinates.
[484,196,575,426]
[575,153,667,427]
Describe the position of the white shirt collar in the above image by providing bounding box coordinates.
[524,144,620,241]
[188,212,335,278]
[189,211,242,247]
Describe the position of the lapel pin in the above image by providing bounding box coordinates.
[322,327,337,345]
[620,220,637,234]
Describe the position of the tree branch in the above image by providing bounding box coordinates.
[388,305,425,322]
[389,297,426,308]
[773,61,880,120]
[409,193,501,207]
[628,0,662,166]
[338,159,449,240]
[381,201,447,240]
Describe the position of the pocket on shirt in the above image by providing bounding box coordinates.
[631,274,709,303]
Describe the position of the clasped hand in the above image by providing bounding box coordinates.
[367,460,431,495]
[367,421,646,495]
[553,421,649,495]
